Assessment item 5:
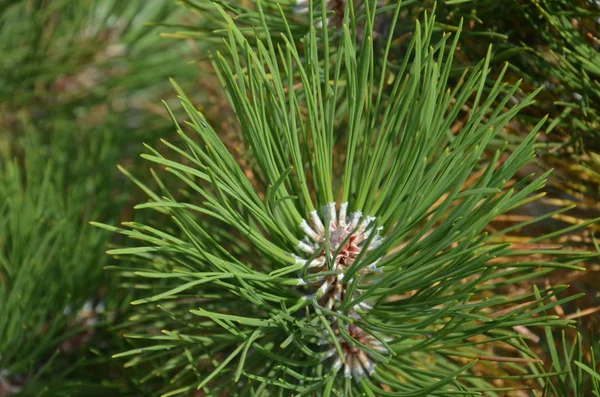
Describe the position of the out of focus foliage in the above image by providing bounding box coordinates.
[0,0,197,395]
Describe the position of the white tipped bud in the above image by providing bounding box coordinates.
[291,254,307,265]
[295,202,388,380]
[366,260,383,273]
[293,0,309,13]
[368,235,384,250]
[332,357,342,371]
[326,202,337,225]
[333,283,343,301]
[339,202,348,226]
[308,274,325,284]
[322,348,336,358]
[352,355,366,381]
[300,219,321,242]
[358,216,376,233]
[357,351,376,375]
[370,340,388,354]
[324,296,335,310]
[82,300,94,314]
[318,280,330,296]
[344,357,353,378]
[349,211,363,229]
[308,257,325,268]
[358,350,371,369]
[297,241,316,254]
[309,210,325,235]
[368,363,376,376]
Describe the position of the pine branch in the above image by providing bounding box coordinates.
[102,2,597,395]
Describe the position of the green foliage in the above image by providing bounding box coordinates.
[0,0,197,154]
[163,0,600,156]
[103,2,596,395]
[429,0,600,152]
[0,129,114,392]
[542,330,600,396]
[0,0,597,395]
[0,0,198,394]
[160,0,314,46]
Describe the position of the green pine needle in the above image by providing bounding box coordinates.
[101,1,597,396]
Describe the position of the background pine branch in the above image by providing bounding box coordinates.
[0,0,199,395]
